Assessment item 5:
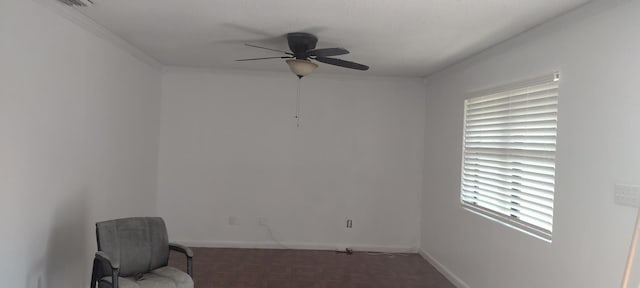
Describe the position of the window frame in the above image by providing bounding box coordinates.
[459,72,560,241]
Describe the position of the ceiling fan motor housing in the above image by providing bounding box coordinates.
[238,32,369,72]
[287,33,318,59]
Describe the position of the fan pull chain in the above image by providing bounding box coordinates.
[295,77,302,128]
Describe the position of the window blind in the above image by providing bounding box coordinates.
[461,74,559,240]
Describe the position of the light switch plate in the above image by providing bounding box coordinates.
[615,184,640,207]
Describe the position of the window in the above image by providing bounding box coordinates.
[460,73,560,240]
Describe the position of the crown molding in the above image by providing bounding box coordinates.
[31,0,163,71]
[162,65,424,83]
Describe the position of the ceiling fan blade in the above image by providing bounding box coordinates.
[307,48,349,57]
[244,44,293,55]
[314,57,369,71]
[235,56,293,61]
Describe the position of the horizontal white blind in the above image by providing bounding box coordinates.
[461,75,559,240]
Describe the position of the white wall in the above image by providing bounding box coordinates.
[420,0,640,287]
[0,0,161,287]
[158,68,425,251]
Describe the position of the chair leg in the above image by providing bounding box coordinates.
[111,268,120,288]
[90,259,98,288]
[187,257,193,277]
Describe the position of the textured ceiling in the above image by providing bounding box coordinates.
[77,0,590,77]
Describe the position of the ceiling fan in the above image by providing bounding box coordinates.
[236,32,370,78]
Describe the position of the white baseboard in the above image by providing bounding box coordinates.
[418,249,470,288]
[175,240,417,254]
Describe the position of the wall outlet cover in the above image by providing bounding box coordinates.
[615,184,640,207]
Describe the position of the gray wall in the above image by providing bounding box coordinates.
[420,1,640,287]
[0,0,162,287]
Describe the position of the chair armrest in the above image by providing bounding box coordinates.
[169,243,194,258]
[92,252,120,288]
[95,251,120,270]
[169,243,193,276]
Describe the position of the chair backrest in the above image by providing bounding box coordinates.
[96,217,170,277]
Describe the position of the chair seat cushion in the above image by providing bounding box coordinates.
[99,266,193,288]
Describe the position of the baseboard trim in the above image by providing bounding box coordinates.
[418,249,470,288]
[175,240,417,254]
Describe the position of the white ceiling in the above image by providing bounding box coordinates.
[77,0,590,77]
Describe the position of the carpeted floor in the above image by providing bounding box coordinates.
[168,247,455,288]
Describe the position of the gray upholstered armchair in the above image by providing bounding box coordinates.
[90,217,194,288]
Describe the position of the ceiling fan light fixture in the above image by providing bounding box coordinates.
[286,59,318,77]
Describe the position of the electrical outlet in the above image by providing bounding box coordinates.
[615,184,640,207]
[346,218,353,228]
[228,216,238,226]
[258,216,267,226]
